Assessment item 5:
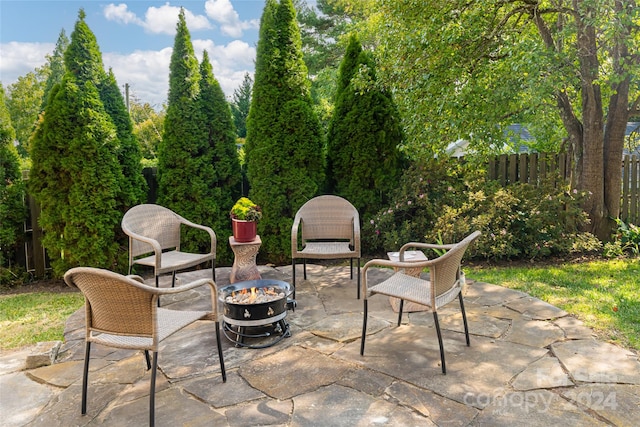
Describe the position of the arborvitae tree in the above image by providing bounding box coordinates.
[245,0,324,263]
[158,9,215,253]
[326,34,405,220]
[197,50,242,262]
[28,10,124,276]
[230,72,252,139]
[0,84,26,270]
[41,29,69,110]
[100,68,147,209]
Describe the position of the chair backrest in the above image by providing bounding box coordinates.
[122,204,182,257]
[430,231,481,298]
[64,267,156,337]
[295,195,359,242]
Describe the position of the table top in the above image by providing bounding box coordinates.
[229,235,262,245]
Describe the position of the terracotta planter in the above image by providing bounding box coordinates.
[232,219,257,242]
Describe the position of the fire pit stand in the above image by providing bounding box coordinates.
[218,279,296,349]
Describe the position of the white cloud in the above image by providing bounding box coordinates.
[103,3,212,35]
[0,42,53,86]
[205,0,259,38]
[104,39,255,106]
[104,48,173,108]
[103,3,143,26]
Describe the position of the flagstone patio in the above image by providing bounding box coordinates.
[1,264,639,426]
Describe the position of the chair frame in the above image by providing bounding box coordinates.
[64,267,226,427]
[122,204,216,288]
[291,195,361,298]
[360,231,481,374]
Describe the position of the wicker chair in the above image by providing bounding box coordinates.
[291,195,361,299]
[64,267,226,427]
[360,231,481,374]
[122,204,216,288]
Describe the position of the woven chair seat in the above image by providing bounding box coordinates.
[299,241,355,258]
[133,250,214,274]
[370,272,463,309]
[90,308,209,350]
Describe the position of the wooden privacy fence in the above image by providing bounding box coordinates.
[487,152,639,225]
[18,157,640,276]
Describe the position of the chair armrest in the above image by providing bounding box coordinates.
[127,274,146,283]
[128,233,163,268]
[291,216,303,255]
[131,278,220,318]
[352,217,361,254]
[399,242,456,255]
[180,219,216,255]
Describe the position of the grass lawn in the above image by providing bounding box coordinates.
[467,258,640,352]
[0,290,84,350]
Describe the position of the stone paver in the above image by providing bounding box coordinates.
[1,265,638,426]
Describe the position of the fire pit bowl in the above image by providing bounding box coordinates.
[218,279,295,348]
[218,279,293,322]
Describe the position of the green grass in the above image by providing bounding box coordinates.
[0,292,85,350]
[467,258,640,352]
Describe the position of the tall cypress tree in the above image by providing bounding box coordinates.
[326,35,406,220]
[197,50,242,262]
[246,0,324,263]
[0,84,25,269]
[158,9,214,253]
[28,9,123,276]
[230,72,252,138]
[41,29,69,110]
[100,68,147,210]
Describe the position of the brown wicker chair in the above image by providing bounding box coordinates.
[122,204,216,288]
[360,231,481,374]
[64,267,226,427]
[291,195,361,299]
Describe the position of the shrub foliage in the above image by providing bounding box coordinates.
[364,157,600,260]
[326,34,405,220]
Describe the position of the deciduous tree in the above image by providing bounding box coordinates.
[348,0,639,239]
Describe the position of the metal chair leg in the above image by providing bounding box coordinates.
[356,259,361,299]
[150,351,158,427]
[215,322,226,382]
[397,300,404,326]
[459,293,470,346]
[81,341,91,414]
[171,271,176,288]
[360,300,368,355]
[292,259,296,299]
[212,260,216,282]
[350,258,354,279]
[303,259,307,280]
[433,312,446,374]
[144,350,151,370]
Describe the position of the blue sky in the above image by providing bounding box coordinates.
[0,0,273,106]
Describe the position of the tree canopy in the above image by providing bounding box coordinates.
[344,0,639,239]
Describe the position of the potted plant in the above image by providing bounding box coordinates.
[230,197,262,242]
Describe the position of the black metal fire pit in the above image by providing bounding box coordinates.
[218,279,295,348]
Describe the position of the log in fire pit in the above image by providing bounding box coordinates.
[218,279,295,348]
